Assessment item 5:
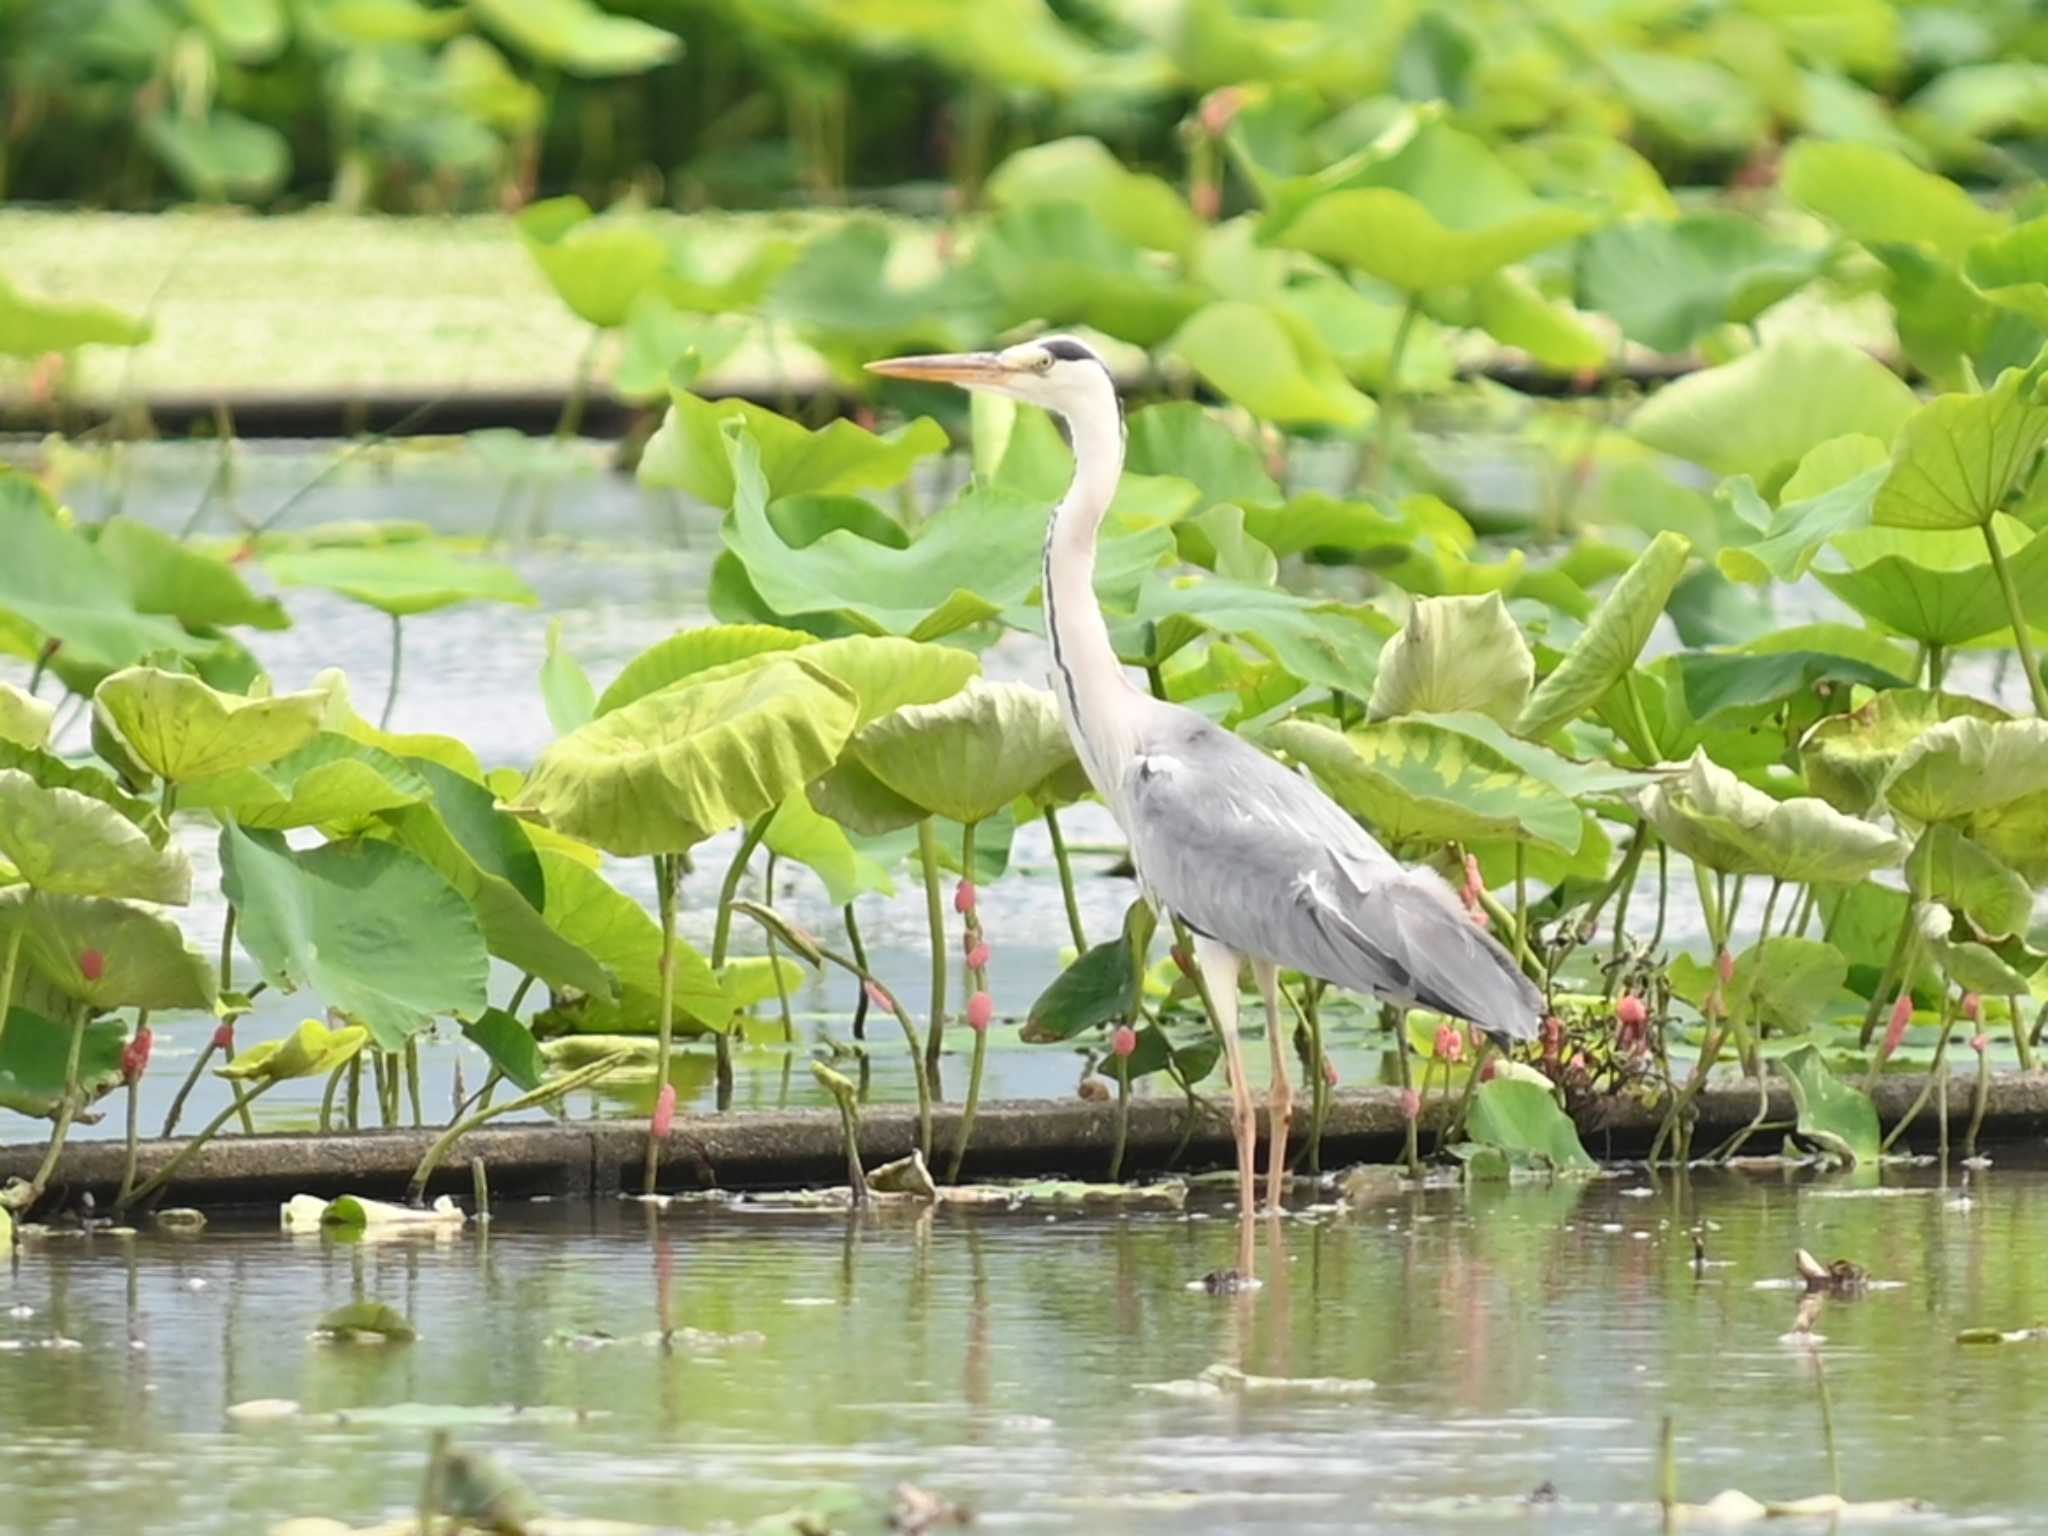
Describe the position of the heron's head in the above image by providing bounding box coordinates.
[865,335,1113,418]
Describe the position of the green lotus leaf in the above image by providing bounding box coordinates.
[309,0,471,44]
[1630,337,1917,488]
[1463,1079,1595,1171]
[1727,938,1849,1036]
[1138,574,1385,699]
[986,136,1201,259]
[529,848,728,1034]
[0,889,215,1012]
[1368,594,1533,726]
[805,756,928,839]
[1516,531,1690,742]
[461,1007,546,1093]
[846,680,1075,827]
[596,624,813,716]
[1268,717,1583,852]
[516,196,669,328]
[313,1301,416,1342]
[603,632,978,732]
[93,667,326,784]
[468,0,681,75]
[1964,217,2048,332]
[1906,824,2033,941]
[178,733,431,832]
[218,1017,370,1084]
[539,619,595,734]
[1800,689,2009,815]
[1816,516,2048,645]
[1166,300,1375,429]
[187,0,286,61]
[0,275,150,356]
[641,389,947,511]
[1716,441,1887,586]
[0,682,51,750]
[519,657,859,857]
[1638,750,1905,882]
[1874,356,2048,532]
[1673,649,1906,724]
[762,792,895,906]
[613,294,748,402]
[1776,1043,1879,1167]
[1577,214,1825,355]
[1124,403,1282,517]
[1782,139,2006,261]
[220,825,490,1052]
[261,544,536,618]
[1928,937,2032,999]
[1023,900,1157,1044]
[0,1008,127,1119]
[308,668,484,781]
[1882,716,2048,824]
[1469,270,1605,372]
[975,202,1208,348]
[0,771,190,903]
[143,109,290,202]
[0,741,160,842]
[0,475,223,680]
[95,518,290,631]
[379,760,613,1001]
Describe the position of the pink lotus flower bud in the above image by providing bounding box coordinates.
[863,979,894,1013]
[1964,993,1983,1024]
[1199,86,1246,137]
[1971,1034,1991,1055]
[1433,1023,1465,1064]
[1703,987,1724,1019]
[966,942,991,971]
[652,1081,676,1140]
[1191,181,1221,220]
[1171,944,1194,976]
[212,1022,235,1052]
[1883,995,1912,1057]
[954,880,976,916]
[1480,1058,1499,1082]
[1112,1024,1137,1058]
[1542,1014,1565,1064]
[121,1025,152,1084]
[1616,995,1648,1031]
[1399,1087,1420,1121]
[1716,949,1736,986]
[1323,1056,1340,1087]
[967,991,995,1033]
[79,949,104,982]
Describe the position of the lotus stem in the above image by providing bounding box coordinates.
[1388,1004,1422,1178]
[1374,294,1421,494]
[1858,893,1920,1048]
[118,1011,148,1208]
[506,972,537,1015]
[1756,878,1783,951]
[644,853,681,1195]
[763,852,795,1043]
[1603,831,1650,974]
[0,925,21,1054]
[1983,524,2048,717]
[710,813,771,968]
[405,1037,423,1127]
[1649,839,1670,951]
[318,1059,345,1133]
[1442,1035,1491,1153]
[1108,1050,1132,1184]
[471,1156,490,1222]
[555,327,602,442]
[1620,671,1660,765]
[161,1028,220,1138]
[946,819,989,1183]
[1881,997,1958,1155]
[412,1050,631,1205]
[1301,980,1329,1174]
[1967,1042,1991,1160]
[844,905,870,1041]
[1044,804,1087,952]
[11,1007,90,1213]
[1513,840,1530,962]
[1926,643,1947,690]
[121,1078,282,1212]
[419,1430,449,1536]
[379,613,404,731]
[347,1052,362,1131]
[1658,1414,1677,1527]
[2009,992,2034,1072]
[917,819,948,1095]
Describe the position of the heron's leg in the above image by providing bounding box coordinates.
[1255,960,1292,1215]
[1193,934,1254,1279]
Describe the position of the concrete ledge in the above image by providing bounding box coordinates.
[4,1075,2044,1213]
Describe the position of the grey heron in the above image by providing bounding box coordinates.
[868,336,1543,1278]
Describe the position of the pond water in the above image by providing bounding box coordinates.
[3,1163,2039,1534]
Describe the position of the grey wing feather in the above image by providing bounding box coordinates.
[1121,706,1542,1045]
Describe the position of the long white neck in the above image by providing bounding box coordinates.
[1043,388,1141,815]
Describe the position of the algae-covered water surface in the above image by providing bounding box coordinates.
[3,1167,2041,1534]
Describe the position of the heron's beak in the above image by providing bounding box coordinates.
[864,351,1014,388]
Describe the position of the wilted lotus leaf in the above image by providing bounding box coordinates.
[219,1017,369,1084]
[1801,690,2008,815]
[1269,717,1582,852]
[0,682,52,750]
[1368,594,1533,726]
[1516,531,1690,744]
[93,667,326,784]
[521,658,858,857]
[1637,750,1904,882]
[1882,716,2048,824]
[0,890,216,1011]
[836,680,1076,827]
[0,772,191,903]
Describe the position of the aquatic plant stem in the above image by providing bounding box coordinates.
[1044,804,1088,952]
[1881,997,1959,1155]
[121,1079,283,1211]
[1389,1005,1422,1178]
[117,1011,148,1207]
[2008,992,2034,1072]
[1983,524,2048,717]
[1604,831,1650,973]
[410,1051,632,1205]
[378,614,404,731]
[1756,878,1783,951]
[917,819,948,1095]
[1374,294,1421,495]
[709,813,772,968]
[0,925,21,1053]
[1300,980,1328,1174]
[213,906,256,1135]
[947,820,989,1184]
[643,853,681,1195]
[1442,1036,1492,1153]
[844,905,870,1040]
[763,852,795,1042]
[1108,1051,1132,1184]
[1967,1043,1991,1159]
[554,326,601,441]
[1858,896,1920,1048]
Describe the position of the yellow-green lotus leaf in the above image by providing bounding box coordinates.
[93,667,326,783]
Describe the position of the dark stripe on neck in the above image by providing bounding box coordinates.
[1043,529,1083,728]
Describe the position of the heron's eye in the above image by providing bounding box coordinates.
[1033,351,1055,373]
